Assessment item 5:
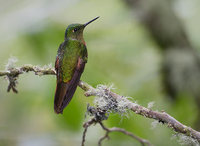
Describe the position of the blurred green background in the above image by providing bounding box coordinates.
[0,0,200,146]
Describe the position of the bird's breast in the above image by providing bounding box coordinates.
[60,40,83,82]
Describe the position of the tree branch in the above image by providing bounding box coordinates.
[1,64,200,144]
[79,80,200,143]
[0,64,55,92]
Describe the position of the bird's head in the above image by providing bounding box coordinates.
[64,16,99,42]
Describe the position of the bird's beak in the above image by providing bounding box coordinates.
[84,16,100,27]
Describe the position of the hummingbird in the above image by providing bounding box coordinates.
[54,17,99,114]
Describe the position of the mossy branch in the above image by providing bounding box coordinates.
[0,63,200,145]
[0,64,55,93]
[79,80,200,144]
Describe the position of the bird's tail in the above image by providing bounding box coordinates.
[54,76,81,114]
[54,81,68,114]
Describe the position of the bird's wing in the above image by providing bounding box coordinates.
[54,54,68,114]
[60,57,86,111]
[55,42,64,80]
[55,55,59,78]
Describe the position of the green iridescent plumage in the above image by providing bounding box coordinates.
[54,17,99,114]
[58,38,87,82]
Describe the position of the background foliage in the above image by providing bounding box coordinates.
[0,0,200,145]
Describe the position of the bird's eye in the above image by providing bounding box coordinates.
[73,28,78,32]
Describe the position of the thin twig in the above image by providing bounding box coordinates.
[98,121,151,146]
[81,118,96,146]
[81,118,151,146]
